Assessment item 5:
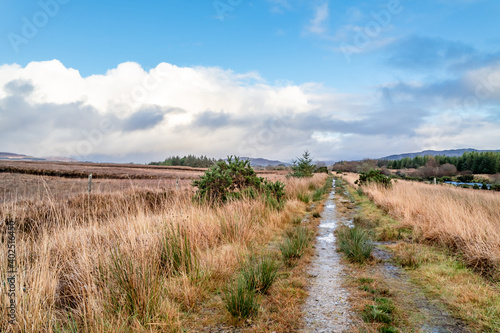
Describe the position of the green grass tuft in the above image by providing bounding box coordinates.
[337,226,373,264]
[280,226,312,266]
[224,276,259,319]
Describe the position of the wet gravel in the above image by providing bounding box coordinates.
[301,183,353,332]
[372,247,472,333]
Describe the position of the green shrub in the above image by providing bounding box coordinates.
[280,226,311,266]
[314,166,328,174]
[457,174,474,182]
[355,170,392,188]
[224,276,259,319]
[337,226,373,263]
[192,156,286,208]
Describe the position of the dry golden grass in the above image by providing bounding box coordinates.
[343,173,500,277]
[0,169,327,332]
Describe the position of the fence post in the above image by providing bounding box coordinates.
[88,174,93,194]
[176,177,179,191]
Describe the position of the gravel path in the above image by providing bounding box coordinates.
[301,182,353,332]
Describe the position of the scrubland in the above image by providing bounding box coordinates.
[0,169,327,332]
[342,173,500,276]
[340,173,500,331]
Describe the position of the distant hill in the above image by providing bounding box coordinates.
[241,157,290,167]
[381,148,500,160]
[0,152,77,162]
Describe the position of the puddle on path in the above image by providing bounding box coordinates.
[301,181,353,332]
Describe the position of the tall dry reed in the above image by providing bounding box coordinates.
[351,176,500,275]
[0,173,327,331]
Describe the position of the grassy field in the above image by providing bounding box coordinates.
[342,173,500,277]
[0,162,327,332]
[0,161,287,204]
[340,173,500,331]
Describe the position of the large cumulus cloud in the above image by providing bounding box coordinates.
[0,59,499,163]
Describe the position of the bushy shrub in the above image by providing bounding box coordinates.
[457,174,474,182]
[192,156,285,208]
[355,169,392,188]
[314,166,328,174]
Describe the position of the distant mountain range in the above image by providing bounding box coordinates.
[0,152,77,162]
[380,148,500,160]
[241,157,291,167]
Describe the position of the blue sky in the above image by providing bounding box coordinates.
[1,0,499,163]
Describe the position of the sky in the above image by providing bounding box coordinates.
[0,0,499,163]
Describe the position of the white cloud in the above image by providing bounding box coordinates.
[1,60,499,163]
[307,2,329,35]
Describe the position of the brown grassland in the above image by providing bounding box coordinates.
[0,162,327,332]
[342,173,500,276]
[340,173,500,331]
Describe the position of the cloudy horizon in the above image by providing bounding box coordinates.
[1,1,499,164]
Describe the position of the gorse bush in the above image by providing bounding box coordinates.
[355,169,392,188]
[337,226,374,263]
[192,156,286,208]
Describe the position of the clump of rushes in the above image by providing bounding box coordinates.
[280,226,312,266]
[362,297,397,332]
[224,276,259,319]
[160,224,197,276]
[107,248,160,325]
[241,256,280,294]
[297,191,310,203]
[312,187,325,201]
[337,226,374,264]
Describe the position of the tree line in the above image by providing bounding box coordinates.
[150,155,219,168]
[383,151,500,174]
